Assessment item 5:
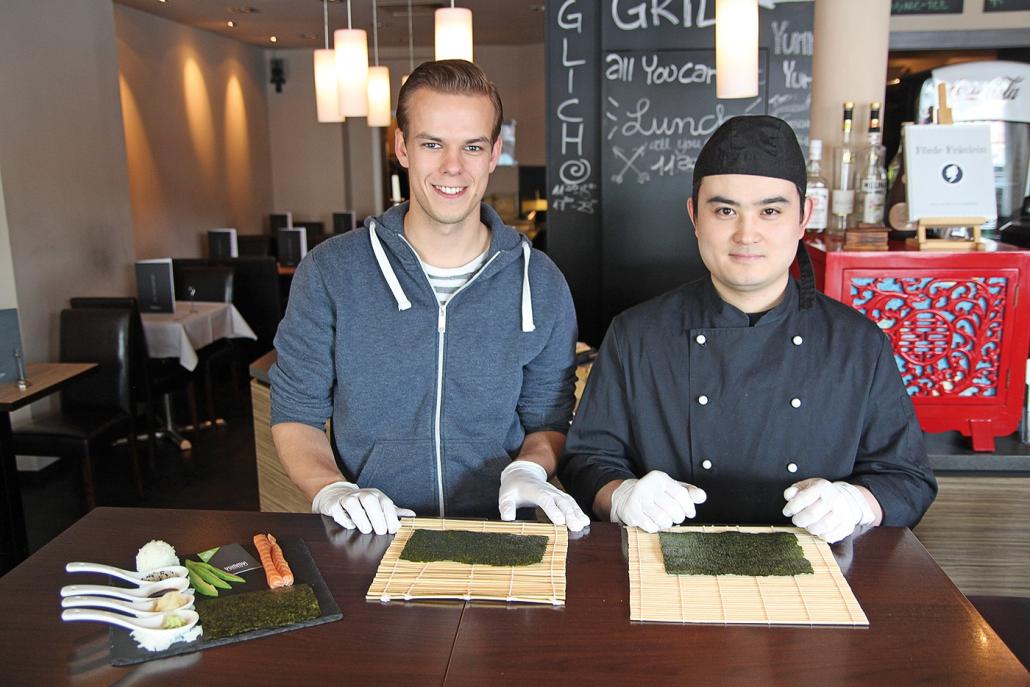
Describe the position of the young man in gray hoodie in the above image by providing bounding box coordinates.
[270,60,588,535]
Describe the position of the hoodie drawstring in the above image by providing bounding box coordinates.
[521,241,535,333]
[369,221,412,311]
[371,220,535,331]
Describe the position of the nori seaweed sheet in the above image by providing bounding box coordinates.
[196,583,321,640]
[658,532,814,577]
[399,529,548,567]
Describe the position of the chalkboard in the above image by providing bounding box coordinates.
[891,0,963,14]
[984,0,1030,11]
[547,0,813,344]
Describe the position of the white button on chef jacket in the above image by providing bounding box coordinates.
[695,334,706,345]
[701,459,713,470]
[786,462,798,473]
[698,395,709,406]
[792,335,803,346]
[790,398,802,408]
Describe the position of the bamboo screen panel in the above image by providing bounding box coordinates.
[367,518,568,605]
[628,525,868,625]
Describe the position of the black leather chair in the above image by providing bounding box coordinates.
[238,234,275,257]
[229,257,283,357]
[69,296,200,455]
[175,266,239,419]
[175,265,234,303]
[13,309,143,510]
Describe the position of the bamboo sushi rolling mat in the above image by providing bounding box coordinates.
[366,518,568,605]
[627,525,868,626]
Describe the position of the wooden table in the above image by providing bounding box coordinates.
[1,508,1025,685]
[0,362,96,574]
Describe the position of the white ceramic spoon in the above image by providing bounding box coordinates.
[61,593,195,617]
[65,562,188,585]
[60,576,190,600]
[61,608,200,650]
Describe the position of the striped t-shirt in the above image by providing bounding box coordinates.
[420,249,490,305]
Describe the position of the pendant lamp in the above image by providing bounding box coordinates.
[715,0,758,99]
[314,0,345,122]
[434,1,473,62]
[401,0,413,86]
[335,0,369,117]
[366,0,391,127]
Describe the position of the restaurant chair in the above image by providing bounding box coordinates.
[238,234,274,257]
[69,296,200,459]
[12,308,143,511]
[229,256,283,358]
[175,265,234,303]
[176,266,240,419]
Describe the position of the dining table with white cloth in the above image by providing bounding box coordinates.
[140,301,256,370]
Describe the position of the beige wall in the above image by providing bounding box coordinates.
[0,0,136,363]
[891,4,1030,32]
[0,165,16,310]
[265,49,347,226]
[115,4,274,258]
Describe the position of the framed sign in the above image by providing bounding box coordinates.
[904,124,996,221]
[892,0,963,14]
[984,0,1030,11]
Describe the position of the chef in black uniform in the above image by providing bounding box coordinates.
[559,115,937,542]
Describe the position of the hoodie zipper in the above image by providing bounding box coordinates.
[399,235,501,517]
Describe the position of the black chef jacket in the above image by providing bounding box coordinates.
[559,277,937,527]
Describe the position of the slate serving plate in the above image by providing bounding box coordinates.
[108,537,341,666]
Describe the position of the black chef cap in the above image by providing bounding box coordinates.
[692,115,815,309]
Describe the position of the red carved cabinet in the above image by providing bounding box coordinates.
[805,239,1030,451]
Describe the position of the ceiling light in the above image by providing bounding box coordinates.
[315,0,345,122]
[226,20,237,28]
[336,0,369,117]
[435,2,472,62]
[715,0,758,99]
[270,36,278,43]
[366,0,391,127]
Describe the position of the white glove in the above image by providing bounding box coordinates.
[609,470,707,533]
[782,478,876,544]
[498,460,590,532]
[311,481,416,535]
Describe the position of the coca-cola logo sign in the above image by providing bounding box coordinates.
[929,61,1030,123]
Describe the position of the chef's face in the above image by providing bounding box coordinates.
[689,174,812,311]
[395,88,501,232]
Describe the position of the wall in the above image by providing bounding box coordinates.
[0,0,136,364]
[0,166,16,310]
[115,4,274,258]
[264,48,348,226]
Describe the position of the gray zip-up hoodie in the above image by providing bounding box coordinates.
[270,202,577,518]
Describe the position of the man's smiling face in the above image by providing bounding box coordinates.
[689,174,810,311]
[395,88,501,232]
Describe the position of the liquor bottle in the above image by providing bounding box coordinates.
[829,102,856,234]
[856,102,887,225]
[885,123,915,239]
[805,139,830,233]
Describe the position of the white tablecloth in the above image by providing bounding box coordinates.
[141,301,257,371]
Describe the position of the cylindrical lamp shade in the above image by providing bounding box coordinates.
[367,66,392,128]
[335,28,369,117]
[715,0,758,99]
[434,8,473,62]
[314,49,345,123]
